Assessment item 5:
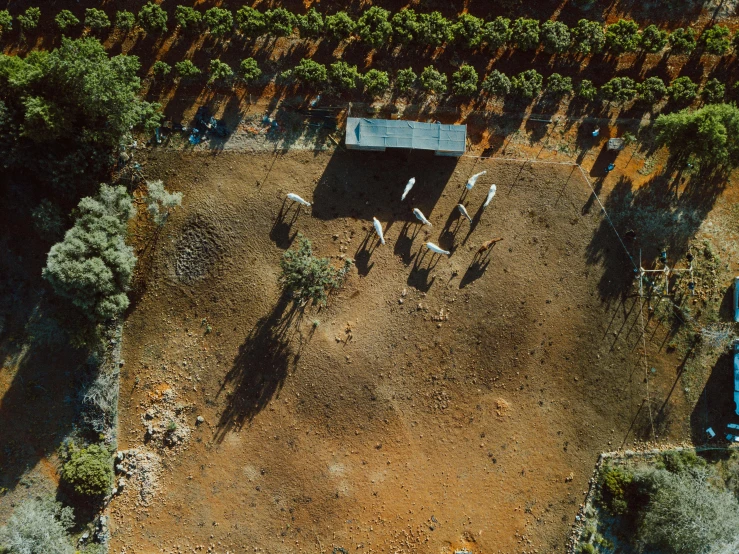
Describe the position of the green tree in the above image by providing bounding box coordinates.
[61,443,113,497]
[325,11,355,40]
[175,59,201,78]
[329,61,361,92]
[600,76,637,103]
[43,185,136,322]
[452,65,478,97]
[640,24,668,52]
[637,76,668,104]
[175,6,202,34]
[235,7,265,37]
[0,497,74,554]
[606,19,639,53]
[239,58,261,83]
[204,7,233,37]
[481,70,511,96]
[576,79,598,101]
[357,6,392,48]
[669,76,698,104]
[85,8,111,33]
[18,7,41,32]
[280,236,352,306]
[138,2,168,34]
[55,10,80,33]
[265,8,296,36]
[669,27,696,53]
[512,18,540,51]
[298,8,324,38]
[702,78,725,104]
[417,11,453,47]
[363,69,390,96]
[481,17,512,51]
[420,66,448,95]
[395,68,417,94]
[152,60,171,77]
[145,180,181,226]
[115,10,135,32]
[510,69,543,99]
[292,58,327,87]
[208,59,233,83]
[600,465,634,515]
[572,19,605,54]
[0,10,12,38]
[453,13,484,48]
[546,73,573,96]
[391,8,418,44]
[541,20,571,53]
[701,25,730,55]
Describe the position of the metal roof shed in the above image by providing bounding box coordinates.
[345,117,466,157]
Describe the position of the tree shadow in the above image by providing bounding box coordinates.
[690,350,736,444]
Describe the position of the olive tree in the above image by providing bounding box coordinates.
[55,10,80,32]
[175,6,202,33]
[395,68,417,94]
[239,58,261,84]
[265,8,297,37]
[175,59,201,78]
[235,7,265,37]
[363,69,390,97]
[701,25,730,55]
[145,180,182,227]
[298,8,324,38]
[18,7,41,32]
[637,76,668,104]
[572,19,605,54]
[482,70,511,97]
[669,27,696,53]
[138,2,168,33]
[576,79,598,101]
[85,8,111,34]
[510,69,543,99]
[292,58,327,87]
[417,11,452,47]
[702,78,725,104]
[480,17,512,51]
[452,65,478,97]
[640,24,668,52]
[357,6,392,48]
[600,76,638,103]
[208,59,233,83]
[606,19,639,53]
[61,443,113,497]
[420,66,448,95]
[329,61,361,92]
[325,11,355,40]
[0,10,12,38]
[669,76,698,104]
[152,60,171,77]
[453,13,484,48]
[391,8,418,44]
[511,18,540,51]
[546,73,573,97]
[541,20,571,53]
[204,7,233,37]
[115,10,135,32]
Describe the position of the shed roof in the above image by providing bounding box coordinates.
[345,118,466,154]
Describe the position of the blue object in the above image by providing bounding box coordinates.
[188,129,202,145]
[606,162,615,172]
[733,339,739,416]
[592,127,600,137]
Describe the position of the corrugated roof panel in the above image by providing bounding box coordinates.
[346,117,466,154]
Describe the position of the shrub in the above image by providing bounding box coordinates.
[239,58,261,83]
[606,19,639,53]
[572,19,605,54]
[235,7,265,37]
[600,465,634,515]
[701,25,730,55]
[329,61,361,92]
[280,236,352,306]
[395,68,417,93]
[702,78,725,104]
[391,8,418,44]
[420,66,448,95]
[637,76,668,104]
[204,7,232,37]
[265,8,296,37]
[482,70,511,96]
[0,10,12,37]
[357,6,392,48]
[138,2,167,34]
[208,59,233,83]
[85,8,110,33]
[293,58,327,87]
[546,73,573,96]
[325,11,355,40]
[152,60,171,77]
[512,18,540,51]
[175,59,201,78]
[298,8,324,38]
[640,24,668,52]
[576,79,598,101]
[669,27,696,53]
[32,199,65,242]
[541,20,571,54]
[510,69,543,99]
[43,185,136,322]
[145,180,181,226]
[0,497,74,554]
[481,16,512,51]
[18,7,41,32]
[363,69,390,97]
[61,443,113,497]
[453,13,484,48]
[580,544,597,554]
[600,76,637,103]
[175,6,202,34]
[452,65,478,97]
[115,10,135,32]
[658,450,706,474]
[55,10,80,32]
[669,76,698,104]
[417,11,453,47]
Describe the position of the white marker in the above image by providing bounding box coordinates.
[483,184,497,208]
[401,178,416,201]
[426,242,450,256]
[457,203,472,222]
[373,217,385,245]
[287,193,311,207]
[466,170,487,190]
[412,208,432,226]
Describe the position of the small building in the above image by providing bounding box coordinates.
[607,138,625,151]
[345,117,466,157]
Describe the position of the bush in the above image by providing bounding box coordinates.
[417,11,453,47]
[61,443,113,497]
[452,65,478,97]
[391,8,418,44]
[293,58,327,87]
[576,79,598,101]
[18,7,41,32]
[395,68,417,93]
[265,8,296,36]
[541,20,571,53]
[43,184,136,322]
[600,465,634,515]
[325,11,355,40]
[482,70,511,96]
[0,10,12,37]
[298,8,324,38]
[32,199,65,242]
[152,60,171,77]
[669,76,698,104]
[481,17,512,51]
[546,73,573,96]
[175,59,201,78]
[637,76,668,104]
[453,13,484,48]
[357,6,392,48]
[208,59,233,83]
[420,66,448,95]
[600,76,638,103]
[138,2,167,34]
[640,24,668,52]
[0,497,74,554]
[701,25,730,55]
[55,10,80,32]
[512,18,540,51]
[363,69,390,97]
[606,19,639,53]
[239,58,261,83]
[203,7,233,37]
[175,6,202,34]
[85,8,110,33]
[510,69,543,99]
[572,19,605,54]
[280,236,352,306]
[329,61,361,92]
[115,10,135,32]
[658,450,706,474]
[145,180,181,226]
[235,7,265,37]
[669,27,696,53]
[702,78,725,104]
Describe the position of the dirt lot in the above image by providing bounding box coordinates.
[108,143,694,554]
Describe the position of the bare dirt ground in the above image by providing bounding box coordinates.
[108,140,695,554]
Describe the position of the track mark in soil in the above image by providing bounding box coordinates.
[173,215,223,285]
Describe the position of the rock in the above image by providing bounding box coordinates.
[398,299,404,304]
[144,409,155,420]
[118,479,125,489]
[196,416,205,425]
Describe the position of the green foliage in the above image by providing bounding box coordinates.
[654,103,739,167]
[600,76,638,103]
[701,25,730,55]
[606,19,640,53]
[363,69,390,97]
[391,9,418,44]
[572,19,605,54]
[293,58,327,87]
[329,61,361,92]
[702,78,725,104]
[18,7,41,32]
[669,27,696,53]
[510,69,543,99]
[61,443,113,497]
[175,59,200,78]
[637,76,668,104]
[235,7,265,38]
[482,70,511,96]
[658,450,706,474]
[208,59,233,83]
[546,73,573,96]
[85,8,110,33]
[204,7,232,37]
[325,11,355,40]
[512,18,540,51]
[115,10,135,32]
[265,8,297,37]
[174,6,202,34]
[480,17,511,51]
[0,497,74,554]
[420,66,447,95]
[395,68,417,93]
[138,2,168,34]
[145,180,181,226]
[640,24,668,52]
[43,184,136,322]
[152,60,171,77]
[357,7,392,48]
[0,10,12,37]
[669,76,698,104]
[298,8,324,38]
[417,12,452,47]
[541,20,571,54]
[32,199,65,242]
[55,10,80,32]
[579,544,596,554]
[600,465,634,515]
[239,58,261,83]
[576,79,598,101]
[280,236,352,307]
[453,13,484,48]
[452,65,478,97]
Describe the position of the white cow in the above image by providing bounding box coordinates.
[401,178,416,201]
[286,193,311,207]
[412,208,432,226]
[373,217,386,245]
[457,203,472,222]
[426,242,450,256]
[483,184,497,208]
[466,170,487,190]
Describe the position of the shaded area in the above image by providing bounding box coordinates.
[690,351,737,444]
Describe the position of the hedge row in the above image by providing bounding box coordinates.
[2,4,739,57]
